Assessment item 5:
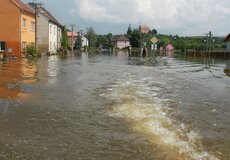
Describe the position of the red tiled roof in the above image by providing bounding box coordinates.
[67,32,78,37]
[12,0,34,15]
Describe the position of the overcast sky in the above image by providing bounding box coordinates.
[22,0,230,36]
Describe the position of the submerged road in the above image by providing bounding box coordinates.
[0,51,230,160]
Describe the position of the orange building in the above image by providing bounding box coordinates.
[0,0,35,59]
[139,25,151,34]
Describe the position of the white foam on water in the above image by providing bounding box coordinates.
[101,77,219,160]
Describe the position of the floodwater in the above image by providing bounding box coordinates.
[0,51,230,160]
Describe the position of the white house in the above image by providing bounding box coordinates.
[111,35,130,49]
[49,23,58,53]
[81,36,88,47]
[29,3,62,54]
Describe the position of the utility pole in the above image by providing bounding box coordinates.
[204,31,213,52]
[209,31,212,52]
[70,24,76,55]
[33,2,42,51]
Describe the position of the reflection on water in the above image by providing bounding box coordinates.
[181,54,230,77]
[47,56,59,84]
[0,52,230,160]
[224,60,230,77]
[0,59,38,99]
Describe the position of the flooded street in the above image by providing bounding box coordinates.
[0,51,230,160]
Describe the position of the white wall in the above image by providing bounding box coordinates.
[82,36,88,47]
[57,27,62,50]
[49,22,58,53]
[116,41,130,49]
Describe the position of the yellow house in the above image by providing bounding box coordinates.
[21,10,35,51]
[18,0,35,54]
[0,0,35,58]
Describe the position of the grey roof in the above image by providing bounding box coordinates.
[40,7,62,27]
[28,3,62,27]
[111,35,129,42]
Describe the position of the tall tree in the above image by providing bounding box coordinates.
[74,33,82,50]
[95,35,110,48]
[151,29,157,35]
[86,27,97,48]
[129,28,141,48]
[106,33,113,48]
[61,26,69,51]
[127,24,132,38]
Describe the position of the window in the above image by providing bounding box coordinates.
[54,26,56,35]
[22,42,26,50]
[0,41,6,51]
[22,18,27,29]
[31,21,35,31]
[50,25,52,34]
[50,41,52,50]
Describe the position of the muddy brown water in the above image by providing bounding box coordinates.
[0,51,230,160]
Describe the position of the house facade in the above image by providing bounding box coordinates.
[160,44,174,56]
[67,32,78,48]
[139,25,150,34]
[111,35,130,49]
[224,33,230,52]
[166,44,174,51]
[29,3,62,54]
[0,0,35,58]
[81,36,89,47]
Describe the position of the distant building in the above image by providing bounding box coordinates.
[166,44,174,51]
[224,33,230,52]
[67,32,78,48]
[111,35,130,49]
[139,25,150,34]
[81,36,89,47]
[29,3,62,54]
[0,0,35,58]
[160,44,174,56]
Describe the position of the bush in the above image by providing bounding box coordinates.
[26,44,37,57]
[3,52,7,60]
[25,45,42,57]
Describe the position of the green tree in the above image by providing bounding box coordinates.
[106,33,113,48]
[129,28,141,47]
[86,27,97,48]
[96,35,110,48]
[127,24,132,38]
[151,29,157,35]
[61,26,69,51]
[158,35,171,47]
[74,33,82,50]
[173,39,186,52]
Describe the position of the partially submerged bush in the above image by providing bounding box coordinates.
[26,44,37,57]
[3,52,7,60]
